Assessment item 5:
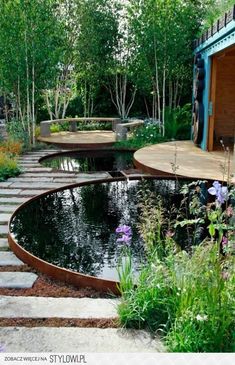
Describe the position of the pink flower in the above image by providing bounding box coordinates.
[226,206,234,217]
[166,230,174,238]
[222,236,228,246]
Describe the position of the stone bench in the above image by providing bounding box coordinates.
[40,118,121,138]
[116,120,144,141]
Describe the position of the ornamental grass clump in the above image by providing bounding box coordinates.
[117,180,235,352]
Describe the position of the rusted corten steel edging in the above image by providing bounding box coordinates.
[7,178,126,295]
[8,175,184,294]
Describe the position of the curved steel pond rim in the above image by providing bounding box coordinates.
[8,175,206,294]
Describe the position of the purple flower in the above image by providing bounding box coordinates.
[0,344,5,352]
[222,236,228,246]
[208,181,228,205]
[115,225,132,236]
[117,234,132,245]
[115,225,132,246]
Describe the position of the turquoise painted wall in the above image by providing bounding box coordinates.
[194,18,235,150]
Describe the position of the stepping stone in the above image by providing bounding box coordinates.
[0,272,38,289]
[19,190,47,196]
[0,239,9,250]
[0,182,13,188]
[0,252,23,266]
[22,173,76,178]
[24,168,53,173]
[20,163,42,170]
[0,297,119,319]
[51,178,79,183]
[0,197,28,204]
[0,226,8,236]
[8,177,54,182]
[0,213,12,223]
[0,189,22,196]
[11,182,65,189]
[0,206,19,213]
[0,327,165,352]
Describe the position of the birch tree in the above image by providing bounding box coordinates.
[0,0,63,145]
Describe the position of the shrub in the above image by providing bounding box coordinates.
[0,140,22,156]
[116,124,166,149]
[6,119,30,148]
[165,104,192,140]
[0,152,21,181]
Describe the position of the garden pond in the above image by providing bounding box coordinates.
[10,178,208,281]
[40,150,134,173]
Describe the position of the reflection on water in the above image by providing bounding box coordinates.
[41,150,134,172]
[10,179,187,281]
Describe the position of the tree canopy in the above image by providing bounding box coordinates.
[0,0,231,142]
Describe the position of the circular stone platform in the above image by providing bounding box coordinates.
[38,130,116,149]
[134,140,235,183]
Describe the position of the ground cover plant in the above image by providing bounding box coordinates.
[117,178,235,352]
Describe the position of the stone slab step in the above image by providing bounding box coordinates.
[23,168,53,173]
[10,182,66,189]
[0,197,28,204]
[0,239,9,251]
[19,163,42,168]
[0,189,22,196]
[21,173,76,178]
[0,205,18,213]
[18,157,40,161]
[0,182,13,188]
[0,252,24,266]
[18,190,48,196]
[24,151,59,155]
[0,296,119,319]
[0,327,164,352]
[0,213,12,223]
[8,177,54,182]
[0,226,8,236]
[0,272,38,289]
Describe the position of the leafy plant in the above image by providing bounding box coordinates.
[0,152,21,181]
[116,124,166,149]
[117,180,235,352]
[0,140,22,156]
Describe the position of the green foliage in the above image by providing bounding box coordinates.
[0,152,21,181]
[165,104,192,140]
[118,180,235,352]
[116,124,166,149]
[50,121,112,134]
[200,0,235,32]
[6,119,30,148]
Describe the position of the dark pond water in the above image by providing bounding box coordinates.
[10,178,197,281]
[41,150,134,173]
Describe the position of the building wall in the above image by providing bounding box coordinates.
[214,56,235,140]
[194,19,235,150]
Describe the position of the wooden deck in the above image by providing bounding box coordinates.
[38,130,116,149]
[134,141,235,183]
